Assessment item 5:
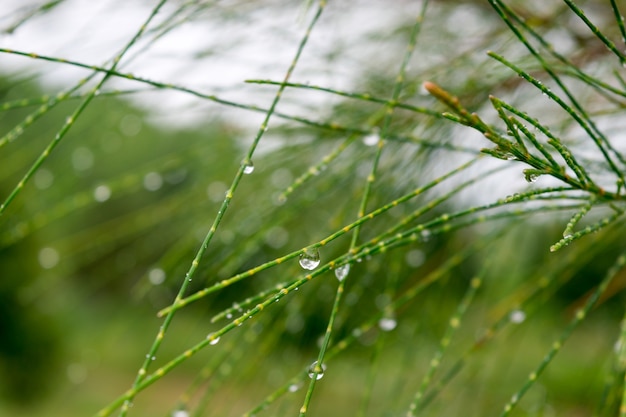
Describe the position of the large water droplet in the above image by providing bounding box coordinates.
[243,160,255,174]
[523,169,540,183]
[334,264,350,281]
[378,317,397,332]
[209,336,220,345]
[307,360,326,380]
[299,248,320,270]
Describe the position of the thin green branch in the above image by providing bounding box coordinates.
[500,252,626,416]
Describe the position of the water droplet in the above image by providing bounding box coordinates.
[288,383,301,392]
[484,147,516,161]
[378,317,397,332]
[420,229,431,242]
[307,360,326,380]
[226,313,233,319]
[172,410,189,417]
[243,160,255,174]
[523,169,540,183]
[525,174,538,183]
[505,193,521,203]
[299,248,320,270]
[362,132,380,146]
[334,264,350,281]
[509,309,526,324]
[209,336,220,345]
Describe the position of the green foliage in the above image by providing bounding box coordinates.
[1,1,626,416]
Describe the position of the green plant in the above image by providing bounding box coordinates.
[1,1,626,416]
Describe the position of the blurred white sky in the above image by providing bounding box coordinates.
[0,0,424,128]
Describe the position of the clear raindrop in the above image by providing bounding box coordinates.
[523,170,540,183]
[525,173,538,183]
[307,360,326,380]
[243,160,255,174]
[299,248,321,270]
[334,264,350,281]
[209,336,220,345]
[288,383,301,392]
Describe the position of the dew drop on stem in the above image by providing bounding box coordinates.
[334,264,350,281]
[523,170,539,183]
[299,248,320,270]
[243,160,255,174]
[307,360,326,380]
